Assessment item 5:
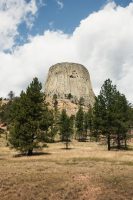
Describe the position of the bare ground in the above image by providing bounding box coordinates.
[0,137,133,200]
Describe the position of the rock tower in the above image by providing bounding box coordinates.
[44,62,95,114]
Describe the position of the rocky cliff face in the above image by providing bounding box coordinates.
[44,62,95,114]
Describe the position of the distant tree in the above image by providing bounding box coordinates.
[68,93,73,99]
[92,97,101,142]
[128,105,133,143]
[75,106,85,141]
[0,99,16,125]
[128,105,133,129]
[59,109,73,149]
[53,94,58,111]
[51,93,60,139]
[8,91,15,100]
[79,97,85,106]
[40,99,54,142]
[0,97,18,145]
[112,92,130,149]
[9,77,50,155]
[84,109,93,139]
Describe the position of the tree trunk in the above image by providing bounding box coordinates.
[66,141,69,149]
[5,131,9,146]
[107,134,111,151]
[27,149,33,156]
[86,129,88,139]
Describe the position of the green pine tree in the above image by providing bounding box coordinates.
[40,99,54,143]
[59,109,73,149]
[92,96,104,142]
[84,109,93,140]
[93,79,131,150]
[112,92,130,149]
[9,77,50,155]
[75,106,85,141]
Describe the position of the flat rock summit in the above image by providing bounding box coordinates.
[44,62,95,114]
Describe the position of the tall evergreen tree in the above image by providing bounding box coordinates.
[113,92,130,149]
[93,79,131,150]
[75,106,85,141]
[59,109,73,149]
[84,109,93,139]
[9,77,50,155]
[92,97,101,142]
[51,94,60,140]
[40,97,54,142]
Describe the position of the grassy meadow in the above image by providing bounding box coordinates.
[0,135,133,200]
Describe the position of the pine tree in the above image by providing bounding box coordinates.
[9,77,50,155]
[8,91,15,100]
[128,105,133,131]
[112,92,130,149]
[79,97,85,106]
[67,93,73,99]
[93,79,131,150]
[40,98,54,142]
[75,106,85,141]
[84,109,93,140]
[0,98,17,125]
[59,109,73,149]
[92,96,104,142]
[51,94,60,140]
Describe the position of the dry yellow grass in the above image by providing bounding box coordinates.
[0,137,133,200]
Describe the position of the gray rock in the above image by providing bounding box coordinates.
[44,62,95,108]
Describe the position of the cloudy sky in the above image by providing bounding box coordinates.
[0,0,133,103]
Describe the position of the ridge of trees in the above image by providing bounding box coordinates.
[0,78,133,155]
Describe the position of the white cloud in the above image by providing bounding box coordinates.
[0,0,39,50]
[0,1,133,103]
[56,0,64,9]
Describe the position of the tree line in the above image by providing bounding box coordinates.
[0,78,133,155]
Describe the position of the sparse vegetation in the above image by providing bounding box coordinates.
[0,139,133,200]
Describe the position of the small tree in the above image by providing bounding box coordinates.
[75,106,84,141]
[40,98,54,142]
[8,91,15,100]
[53,94,58,111]
[9,77,49,155]
[0,101,13,125]
[59,109,73,149]
[112,92,130,149]
[84,109,93,139]
[79,97,85,106]
[52,94,61,139]
[92,97,103,142]
[68,93,73,99]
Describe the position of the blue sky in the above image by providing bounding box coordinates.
[0,0,133,102]
[19,0,132,40]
